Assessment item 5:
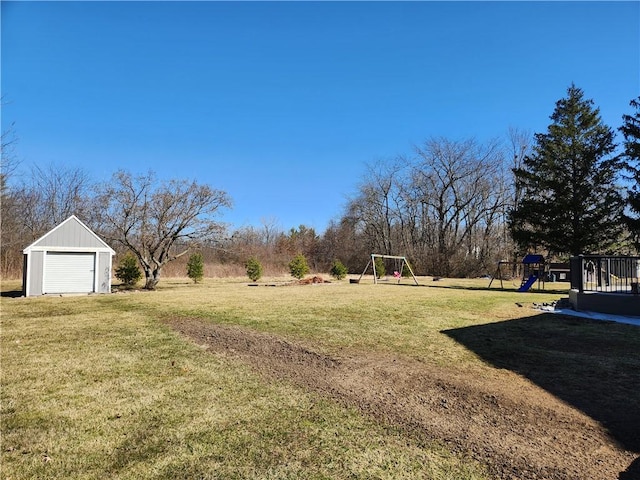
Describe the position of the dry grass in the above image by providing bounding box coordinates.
[4,276,638,480]
[116,276,566,367]
[1,277,519,480]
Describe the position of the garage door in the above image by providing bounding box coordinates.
[44,252,95,294]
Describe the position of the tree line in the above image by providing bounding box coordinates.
[2,85,639,287]
[330,86,640,277]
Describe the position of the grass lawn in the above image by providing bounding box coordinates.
[0,277,587,479]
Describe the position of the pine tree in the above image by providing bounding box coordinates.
[620,96,640,250]
[115,252,142,287]
[374,256,386,278]
[329,259,348,280]
[509,84,624,256]
[186,252,204,284]
[245,257,263,282]
[289,253,310,280]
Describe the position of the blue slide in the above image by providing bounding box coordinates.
[518,275,537,292]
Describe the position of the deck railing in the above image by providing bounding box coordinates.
[570,255,640,294]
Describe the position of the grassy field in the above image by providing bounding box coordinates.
[0,277,591,479]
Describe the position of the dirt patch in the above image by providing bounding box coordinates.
[167,318,638,480]
[247,276,332,287]
[297,275,331,285]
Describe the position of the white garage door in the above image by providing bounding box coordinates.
[44,252,95,294]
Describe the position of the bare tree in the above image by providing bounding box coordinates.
[19,163,92,239]
[94,170,231,289]
[0,115,23,277]
[412,137,507,276]
[346,158,408,256]
[1,125,19,192]
[318,216,368,273]
[339,139,510,277]
[504,127,532,270]
[0,159,93,277]
[260,216,281,248]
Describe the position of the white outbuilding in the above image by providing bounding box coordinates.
[22,215,115,297]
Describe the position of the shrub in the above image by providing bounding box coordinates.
[245,257,263,282]
[374,257,386,278]
[329,259,348,280]
[402,261,414,277]
[186,252,204,284]
[115,252,142,286]
[289,253,310,280]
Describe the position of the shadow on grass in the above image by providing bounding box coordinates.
[1,290,23,298]
[425,283,570,295]
[620,457,640,480]
[443,313,640,454]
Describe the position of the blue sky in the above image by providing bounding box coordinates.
[2,1,639,233]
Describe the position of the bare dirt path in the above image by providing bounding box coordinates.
[167,318,638,480]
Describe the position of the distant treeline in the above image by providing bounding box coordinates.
[2,86,639,282]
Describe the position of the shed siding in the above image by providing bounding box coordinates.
[29,251,44,296]
[97,251,112,293]
[31,219,105,249]
[22,255,27,296]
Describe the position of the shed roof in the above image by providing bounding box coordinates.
[23,215,115,254]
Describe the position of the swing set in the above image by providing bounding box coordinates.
[356,254,419,285]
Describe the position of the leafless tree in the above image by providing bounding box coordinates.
[504,127,532,269]
[341,138,510,277]
[346,158,408,256]
[412,137,507,276]
[0,159,93,278]
[318,216,368,273]
[260,216,281,248]
[0,116,22,277]
[94,170,231,289]
[1,125,19,192]
[20,163,92,239]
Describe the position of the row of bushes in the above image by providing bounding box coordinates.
[115,253,350,287]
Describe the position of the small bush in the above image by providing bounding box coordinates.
[329,259,348,280]
[245,257,263,282]
[374,257,386,278]
[289,254,310,280]
[115,253,142,286]
[186,252,204,283]
[402,261,414,277]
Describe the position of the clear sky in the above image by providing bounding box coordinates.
[2,1,639,233]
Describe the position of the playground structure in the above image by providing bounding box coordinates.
[357,254,419,285]
[489,254,546,292]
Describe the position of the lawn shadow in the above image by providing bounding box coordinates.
[426,283,570,295]
[1,289,23,298]
[443,313,640,454]
[620,457,640,480]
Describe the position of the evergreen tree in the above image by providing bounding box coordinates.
[289,253,310,279]
[115,252,142,287]
[329,259,348,280]
[374,256,386,278]
[186,252,204,283]
[620,96,640,250]
[509,84,624,256]
[245,257,263,282]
